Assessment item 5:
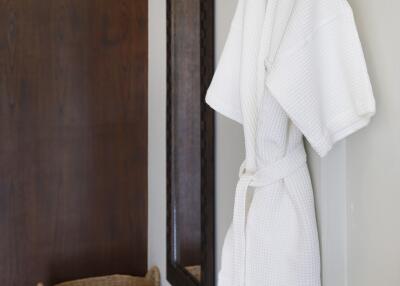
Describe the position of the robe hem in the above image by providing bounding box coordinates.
[315,108,374,157]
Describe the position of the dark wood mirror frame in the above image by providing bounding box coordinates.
[166,0,215,286]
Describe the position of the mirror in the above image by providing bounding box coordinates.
[166,0,215,285]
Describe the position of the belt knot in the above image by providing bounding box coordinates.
[232,145,307,286]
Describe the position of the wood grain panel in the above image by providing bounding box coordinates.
[0,0,148,284]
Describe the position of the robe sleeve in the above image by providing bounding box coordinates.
[205,0,244,124]
[266,6,376,157]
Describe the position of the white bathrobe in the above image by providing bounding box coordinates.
[206,0,376,285]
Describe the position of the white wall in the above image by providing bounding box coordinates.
[148,0,168,285]
[346,1,400,285]
[311,143,348,286]
[214,0,245,274]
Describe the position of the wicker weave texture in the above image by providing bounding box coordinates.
[55,267,160,286]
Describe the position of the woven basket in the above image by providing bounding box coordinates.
[55,267,160,286]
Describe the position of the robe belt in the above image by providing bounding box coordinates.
[232,145,307,286]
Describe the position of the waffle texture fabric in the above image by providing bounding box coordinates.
[206,0,376,286]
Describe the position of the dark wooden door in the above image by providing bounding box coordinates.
[0,0,148,285]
